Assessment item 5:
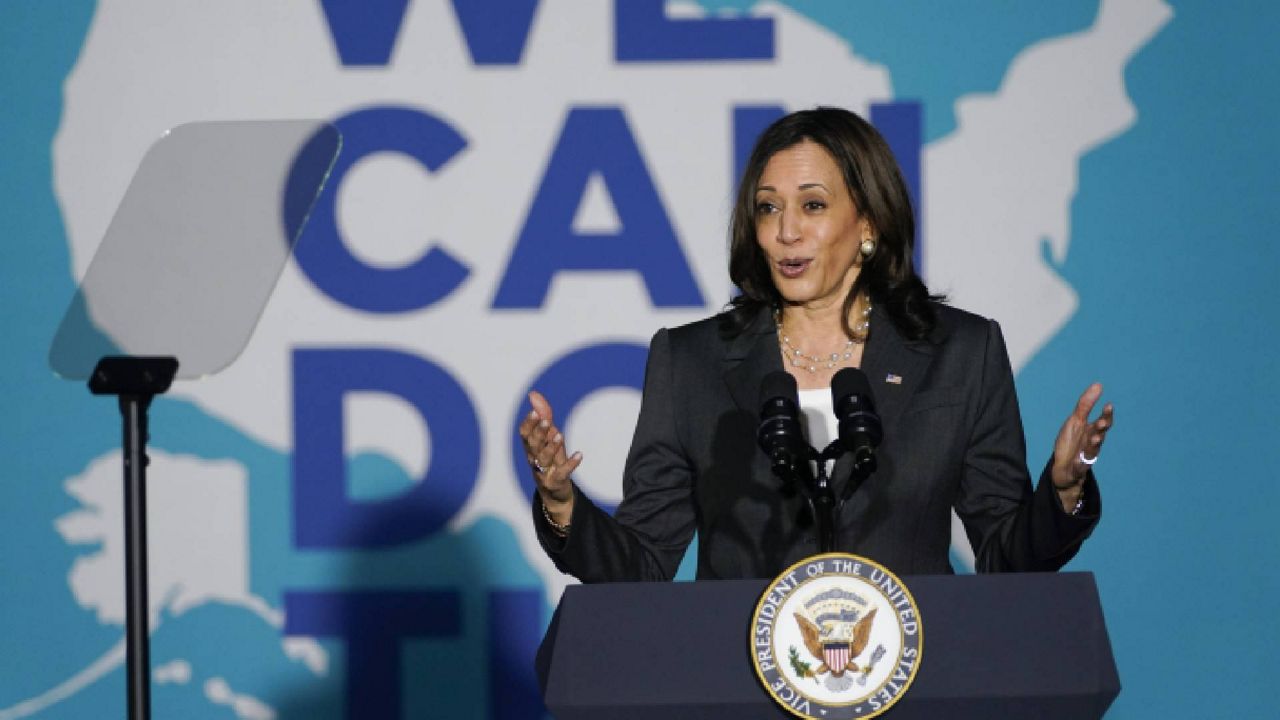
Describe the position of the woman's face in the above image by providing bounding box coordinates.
[754,141,870,312]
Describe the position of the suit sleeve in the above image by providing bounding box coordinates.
[954,319,1100,573]
[533,328,698,582]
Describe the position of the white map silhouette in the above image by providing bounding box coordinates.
[57,450,272,626]
[4,0,1171,716]
[205,677,276,720]
[927,0,1173,370]
[3,450,308,718]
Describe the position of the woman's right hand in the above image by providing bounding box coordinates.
[519,390,582,526]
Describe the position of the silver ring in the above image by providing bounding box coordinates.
[1077,451,1098,466]
[531,459,547,474]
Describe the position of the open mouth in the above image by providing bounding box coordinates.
[776,258,812,278]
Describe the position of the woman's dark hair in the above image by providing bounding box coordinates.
[725,106,941,341]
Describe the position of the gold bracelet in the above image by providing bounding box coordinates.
[541,499,570,537]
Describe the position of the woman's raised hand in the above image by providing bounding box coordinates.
[519,390,582,525]
[1051,383,1114,512]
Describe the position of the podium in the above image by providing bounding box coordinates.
[538,572,1119,719]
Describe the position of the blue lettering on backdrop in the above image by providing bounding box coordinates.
[488,589,546,719]
[320,0,540,67]
[492,107,704,308]
[511,343,648,515]
[292,348,480,548]
[868,101,923,271]
[283,590,461,720]
[292,106,471,313]
[732,104,785,184]
[319,0,775,67]
[452,0,541,65]
[318,0,410,66]
[616,0,774,62]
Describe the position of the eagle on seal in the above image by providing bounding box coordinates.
[794,607,877,677]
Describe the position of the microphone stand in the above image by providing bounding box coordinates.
[775,441,878,554]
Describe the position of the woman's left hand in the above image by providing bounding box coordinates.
[1051,383,1114,512]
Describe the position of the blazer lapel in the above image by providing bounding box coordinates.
[833,306,939,486]
[858,306,938,427]
[722,308,784,416]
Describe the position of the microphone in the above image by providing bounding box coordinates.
[831,368,883,474]
[757,371,810,480]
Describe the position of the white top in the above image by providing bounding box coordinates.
[798,387,839,476]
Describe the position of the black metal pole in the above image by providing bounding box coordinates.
[813,461,837,553]
[772,438,874,555]
[88,357,175,720]
[120,394,152,720]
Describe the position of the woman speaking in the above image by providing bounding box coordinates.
[520,107,1113,581]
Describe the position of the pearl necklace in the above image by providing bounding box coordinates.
[774,304,871,374]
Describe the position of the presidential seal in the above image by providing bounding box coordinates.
[749,553,923,719]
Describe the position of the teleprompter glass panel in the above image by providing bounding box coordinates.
[50,120,340,380]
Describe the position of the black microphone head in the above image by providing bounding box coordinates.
[761,370,799,407]
[832,366,883,453]
[831,367,872,407]
[758,371,806,465]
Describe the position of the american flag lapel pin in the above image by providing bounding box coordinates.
[885,373,903,385]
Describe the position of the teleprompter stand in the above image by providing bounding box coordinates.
[49,120,342,720]
[87,357,178,720]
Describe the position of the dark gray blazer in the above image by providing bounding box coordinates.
[537,304,1099,581]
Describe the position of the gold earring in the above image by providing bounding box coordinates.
[860,237,877,258]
